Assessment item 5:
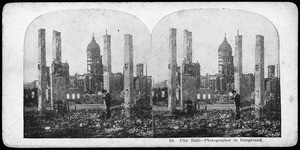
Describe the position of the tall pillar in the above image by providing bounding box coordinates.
[103,31,111,93]
[234,30,243,94]
[52,30,62,62]
[38,28,47,111]
[124,34,134,117]
[254,35,265,118]
[50,30,67,110]
[168,28,177,113]
[268,65,275,78]
[180,62,184,110]
[183,30,192,64]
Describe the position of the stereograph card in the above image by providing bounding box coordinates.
[2,2,298,147]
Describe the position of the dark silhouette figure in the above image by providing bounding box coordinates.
[185,99,194,115]
[231,90,241,120]
[102,89,111,119]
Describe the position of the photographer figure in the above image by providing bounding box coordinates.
[102,89,111,119]
[231,90,241,120]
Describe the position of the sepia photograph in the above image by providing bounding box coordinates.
[2,2,298,147]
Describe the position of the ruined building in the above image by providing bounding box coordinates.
[102,31,124,101]
[254,35,265,118]
[200,73,210,88]
[134,63,152,97]
[183,29,193,64]
[181,30,201,88]
[217,34,234,93]
[168,28,177,112]
[178,29,202,108]
[50,30,69,109]
[241,73,255,101]
[86,34,103,93]
[67,34,104,96]
[265,65,280,99]
[124,34,134,116]
[234,30,243,95]
[234,31,255,102]
[203,34,235,94]
[103,30,111,93]
[24,80,39,107]
[67,32,124,102]
[110,72,124,101]
[37,29,47,111]
[29,29,150,109]
[136,63,144,77]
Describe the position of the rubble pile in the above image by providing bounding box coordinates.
[24,99,280,138]
[153,100,281,137]
[24,105,154,138]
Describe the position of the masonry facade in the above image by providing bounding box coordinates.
[168,28,177,112]
[254,35,265,117]
[38,29,47,111]
[50,30,69,109]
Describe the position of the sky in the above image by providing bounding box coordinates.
[149,9,279,82]
[24,9,151,82]
[24,8,279,83]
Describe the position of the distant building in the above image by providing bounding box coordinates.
[85,34,103,93]
[51,59,70,83]
[217,34,234,93]
[265,77,280,99]
[200,73,210,88]
[133,63,152,97]
[181,60,201,88]
[66,34,125,102]
[200,34,234,94]
[24,80,39,106]
[265,65,280,100]
[152,80,168,101]
[66,87,84,102]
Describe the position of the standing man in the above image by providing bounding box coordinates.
[102,89,111,119]
[231,90,241,120]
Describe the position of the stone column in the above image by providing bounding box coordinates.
[52,30,61,62]
[168,28,177,113]
[124,34,134,117]
[268,65,275,78]
[180,62,184,110]
[254,35,265,118]
[103,32,111,93]
[183,30,193,64]
[234,30,243,95]
[38,28,47,112]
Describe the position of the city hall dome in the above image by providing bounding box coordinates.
[218,34,232,53]
[87,34,101,57]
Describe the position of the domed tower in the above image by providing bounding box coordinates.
[218,33,234,92]
[87,34,103,75]
[86,34,103,93]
